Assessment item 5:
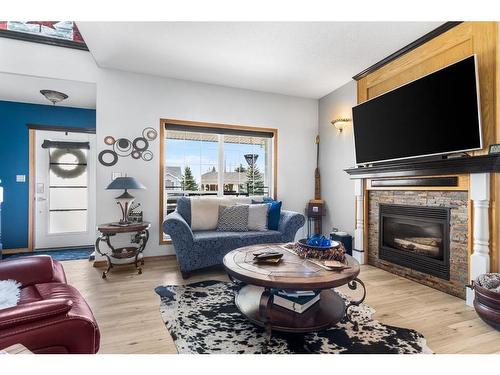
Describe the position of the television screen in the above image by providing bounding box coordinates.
[352,55,482,165]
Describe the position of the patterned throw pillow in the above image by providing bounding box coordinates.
[217,205,249,232]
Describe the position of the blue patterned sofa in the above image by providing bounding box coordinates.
[163,196,305,278]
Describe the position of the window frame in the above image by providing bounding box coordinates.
[0,27,89,51]
[159,118,278,245]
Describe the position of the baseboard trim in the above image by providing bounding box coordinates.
[1,248,30,255]
[92,254,177,267]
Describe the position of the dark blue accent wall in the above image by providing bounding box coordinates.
[0,100,96,249]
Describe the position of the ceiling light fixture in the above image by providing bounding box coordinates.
[331,118,351,133]
[40,89,69,105]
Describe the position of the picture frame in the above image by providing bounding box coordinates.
[488,143,500,155]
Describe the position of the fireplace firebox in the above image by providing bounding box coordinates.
[379,204,450,280]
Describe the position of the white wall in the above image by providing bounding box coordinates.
[96,68,318,257]
[318,81,357,236]
[0,37,97,83]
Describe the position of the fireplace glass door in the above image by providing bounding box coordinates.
[379,204,450,280]
[382,217,444,260]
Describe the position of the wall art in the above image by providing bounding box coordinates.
[98,127,157,166]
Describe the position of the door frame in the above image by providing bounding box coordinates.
[27,124,96,252]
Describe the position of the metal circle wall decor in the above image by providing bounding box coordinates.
[98,150,119,166]
[113,138,133,157]
[132,137,149,151]
[142,127,157,141]
[131,150,142,159]
[98,127,157,166]
[104,136,116,145]
[141,150,153,161]
[50,148,87,179]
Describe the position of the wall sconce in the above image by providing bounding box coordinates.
[331,118,351,133]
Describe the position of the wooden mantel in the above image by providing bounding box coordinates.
[344,154,500,179]
[349,22,499,306]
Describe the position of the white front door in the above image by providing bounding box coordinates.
[34,130,96,249]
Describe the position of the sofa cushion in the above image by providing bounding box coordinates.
[194,230,241,242]
[253,199,282,230]
[217,205,249,232]
[191,197,221,231]
[193,230,282,246]
[246,203,268,231]
[177,196,263,229]
[239,230,282,245]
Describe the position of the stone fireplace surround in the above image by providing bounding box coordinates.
[367,190,468,299]
[349,170,494,306]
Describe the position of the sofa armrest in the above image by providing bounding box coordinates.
[278,210,306,242]
[0,299,73,330]
[163,211,194,246]
[0,256,64,287]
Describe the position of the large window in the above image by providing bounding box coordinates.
[0,21,87,50]
[159,119,277,243]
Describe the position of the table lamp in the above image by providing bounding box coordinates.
[106,176,146,224]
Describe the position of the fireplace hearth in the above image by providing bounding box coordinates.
[379,204,450,280]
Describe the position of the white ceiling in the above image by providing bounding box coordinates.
[0,72,96,109]
[78,22,441,99]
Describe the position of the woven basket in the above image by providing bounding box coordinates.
[295,239,346,262]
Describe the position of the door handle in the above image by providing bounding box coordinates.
[36,197,47,201]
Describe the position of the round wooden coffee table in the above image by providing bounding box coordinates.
[223,244,365,334]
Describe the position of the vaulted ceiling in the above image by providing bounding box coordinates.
[78,22,441,98]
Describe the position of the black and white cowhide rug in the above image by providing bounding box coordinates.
[155,280,433,354]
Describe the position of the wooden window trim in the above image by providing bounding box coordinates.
[159,118,278,246]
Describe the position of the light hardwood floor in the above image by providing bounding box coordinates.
[62,258,500,354]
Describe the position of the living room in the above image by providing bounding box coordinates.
[1,0,499,372]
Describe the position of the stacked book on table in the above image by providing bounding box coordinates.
[273,290,321,314]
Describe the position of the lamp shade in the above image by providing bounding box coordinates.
[106,176,146,190]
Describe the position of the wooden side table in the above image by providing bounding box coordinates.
[95,222,150,278]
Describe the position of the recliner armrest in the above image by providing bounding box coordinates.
[0,298,73,330]
[0,255,62,287]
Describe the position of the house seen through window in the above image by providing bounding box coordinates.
[161,121,277,242]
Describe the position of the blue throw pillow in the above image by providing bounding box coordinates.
[252,198,282,230]
[266,200,282,230]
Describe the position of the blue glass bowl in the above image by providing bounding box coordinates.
[298,238,340,251]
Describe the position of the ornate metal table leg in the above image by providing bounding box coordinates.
[227,273,240,285]
[103,257,112,279]
[133,229,149,274]
[133,234,142,274]
[343,278,367,331]
[142,230,149,267]
[95,235,113,279]
[259,288,274,351]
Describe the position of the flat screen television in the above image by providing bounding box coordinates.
[352,55,482,165]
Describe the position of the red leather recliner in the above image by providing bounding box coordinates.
[0,255,100,353]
